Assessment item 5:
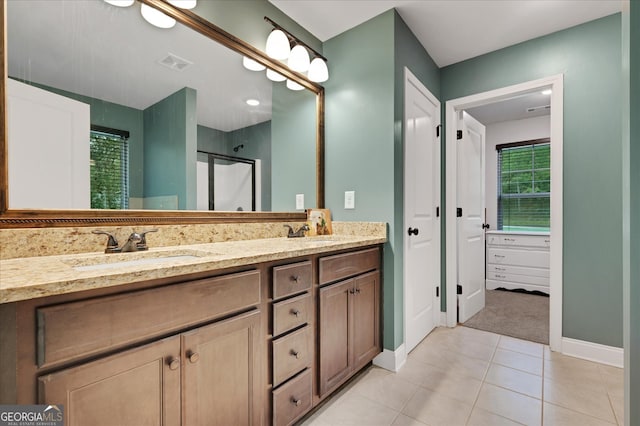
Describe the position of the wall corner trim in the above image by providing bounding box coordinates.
[373,344,407,372]
[561,337,624,368]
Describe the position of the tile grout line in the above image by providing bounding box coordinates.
[463,333,500,425]
[541,345,546,425]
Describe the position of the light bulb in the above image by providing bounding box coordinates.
[286,79,304,91]
[266,69,286,82]
[308,57,329,83]
[104,0,135,6]
[243,56,266,71]
[266,29,290,60]
[167,0,197,9]
[141,3,176,28]
[288,44,310,72]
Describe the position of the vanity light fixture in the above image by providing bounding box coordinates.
[141,3,176,28]
[263,16,329,84]
[246,99,260,106]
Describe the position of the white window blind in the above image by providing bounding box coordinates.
[90,126,129,209]
[497,139,550,232]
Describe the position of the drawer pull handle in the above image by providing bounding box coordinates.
[187,351,200,364]
[168,357,180,371]
[494,254,505,258]
[291,275,300,283]
[495,274,506,279]
[545,239,550,243]
[495,267,506,271]
[291,309,301,317]
[291,397,302,406]
[290,350,300,359]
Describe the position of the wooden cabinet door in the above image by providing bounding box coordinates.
[352,271,381,370]
[38,336,181,426]
[181,309,262,426]
[318,279,352,396]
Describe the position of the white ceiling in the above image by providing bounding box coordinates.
[466,91,550,124]
[268,0,622,67]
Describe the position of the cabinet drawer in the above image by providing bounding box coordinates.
[319,248,379,285]
[272,326,312,387]
[273,261,312,300]
[487,234,550,248]
[487,271,550,287]
[37,270,261,368]
[487,248,549,268]
[487,264,549,278]
[272,369,312,426]
[273,293,312,337]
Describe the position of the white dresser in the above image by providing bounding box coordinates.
[485,231,550,294]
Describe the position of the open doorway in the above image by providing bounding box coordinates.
[445,75,563,352]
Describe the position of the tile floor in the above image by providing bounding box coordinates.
[301,326,624,426]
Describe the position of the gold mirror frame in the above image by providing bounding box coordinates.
[0,0,324,228]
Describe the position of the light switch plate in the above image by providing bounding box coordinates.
[344,191,355,209]
[296,194,304,210]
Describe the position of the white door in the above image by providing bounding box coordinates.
[404,68,440,353]
[457,111,486,322]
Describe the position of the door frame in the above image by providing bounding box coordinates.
[403,67,441,352]
[445,74,564,352]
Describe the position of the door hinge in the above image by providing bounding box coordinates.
[436,287,440,297]
[456,207,462,217]
[436,206,440,217]
[457,285,462,295]
[436,124,441,137]
[457,130,463,140]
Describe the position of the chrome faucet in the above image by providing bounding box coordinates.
[284,224,309,238]
[93,229,158,253]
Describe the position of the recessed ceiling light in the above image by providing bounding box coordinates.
[541,89,552,95]
[246,99,260,106]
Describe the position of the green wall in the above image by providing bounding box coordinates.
[324,10,440,350]
[623,0,640,423]
[143,87,197,210]
[441,14,623,348]
[197,125,229,154]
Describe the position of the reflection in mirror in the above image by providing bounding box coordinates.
[6,0,317,212]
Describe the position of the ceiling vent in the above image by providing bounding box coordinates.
[158,53,193,71]
[526,105,551,113]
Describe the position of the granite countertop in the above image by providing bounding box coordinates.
[0,234,386,304]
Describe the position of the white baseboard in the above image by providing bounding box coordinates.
[561,337,624,368]
[439,312,447,326]
[373,344,407,372]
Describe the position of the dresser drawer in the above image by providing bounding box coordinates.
[36,270,261,368]
[487,248,549,268]
[487,234,550,248]
[272,369,312,426]
[319,247,379,285]
[487,264,549,278]
[273,261,312,300]
[487,271,550,287]
[273,293,312,337]
[272,325,312,387]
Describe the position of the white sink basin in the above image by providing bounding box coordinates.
[63,250,214,272]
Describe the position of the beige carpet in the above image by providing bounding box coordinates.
[463,289,549,344]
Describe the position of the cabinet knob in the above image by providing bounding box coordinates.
[291,397,302,407]
[168,357,180,370]
[291,309,301,317]
[291,275,300,283]
[355,288,361,294]
[187,351,200,363]
[290,349,300,359]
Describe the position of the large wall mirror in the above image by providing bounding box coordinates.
[0,0,324,227]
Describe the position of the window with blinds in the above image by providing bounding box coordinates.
[497,139,550,232]
[90,126,129,209]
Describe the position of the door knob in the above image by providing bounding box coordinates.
[407,227,419,236]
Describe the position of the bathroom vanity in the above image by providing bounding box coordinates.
[0,234,384,426]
